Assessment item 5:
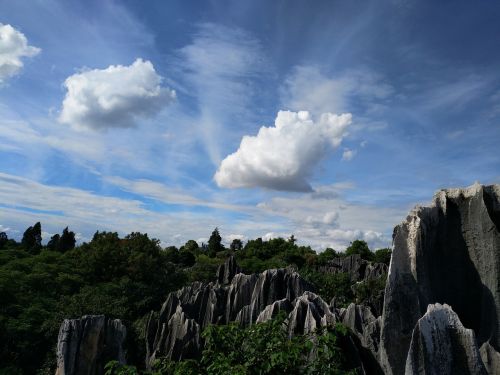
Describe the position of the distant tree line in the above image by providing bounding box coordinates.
[0,222,390,374]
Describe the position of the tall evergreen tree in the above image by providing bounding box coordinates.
[208,227,223,257]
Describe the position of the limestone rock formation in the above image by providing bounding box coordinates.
[405,303,487,375]
[55,315,126,375]
[318,254,388,282]
[380,183,500,375]
[480,341,500,375]
[145,262,314,367]
[216,255,241,285]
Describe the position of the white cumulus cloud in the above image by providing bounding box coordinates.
[59,58,175,130]
[214,110,352,192]
[0,23,40,84]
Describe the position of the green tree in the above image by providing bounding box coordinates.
[21,222,42,254]
[178,251,196,267]
[182,240,199,254]
[344,240,373,261]
[373,248,392,265]
[207,228,223,257]
[229,238,243,252]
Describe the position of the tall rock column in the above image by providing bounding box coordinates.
[379,184,500,375]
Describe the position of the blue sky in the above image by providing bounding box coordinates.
[0,0,499,250]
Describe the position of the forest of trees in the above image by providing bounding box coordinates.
[0,223,390,374]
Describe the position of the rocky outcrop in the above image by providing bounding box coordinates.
[145,258,315,367]
[405,303,487,375]
[55,315,126,375]
[318,254,388,282]
[216,255,241,285]
[380,183,500,375]
[480,341,500,375]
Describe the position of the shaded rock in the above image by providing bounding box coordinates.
[405,303,487,375]
[319,254,388,282]
[145,259,315,366]
[287,291,335,336]
[480,342,500,375]
[342,303,384,375]
[342,303,380,355]
[55,315,126,375]
[380,183,500,375]
[216,255,241,285]
[256,298,292,323]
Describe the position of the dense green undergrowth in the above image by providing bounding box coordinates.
[0,224,389,374]
[105,314,357,375]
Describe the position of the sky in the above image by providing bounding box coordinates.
[0,0,499,250]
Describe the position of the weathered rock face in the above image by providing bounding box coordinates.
[405,303,487,375]
[380,183,500,375]
[480,341,500,375]
[145,257,315,367]
[55,315,126,375]
[318,254,388,282]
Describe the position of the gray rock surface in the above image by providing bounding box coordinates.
[480,341,500,375]
[55,315,126,375]
[145,262,315,367]
[380,183,500,375]
[405,303,487,375]
[216,255,241,285]
[318,254,388,282]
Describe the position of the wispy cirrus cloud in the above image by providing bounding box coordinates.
[170,23,268,165]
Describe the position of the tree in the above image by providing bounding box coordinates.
[164,246,180,263]
[288,234,297,244]
[21,222,42,254]
[230,238,243,252]
[178,250,196,267]
[0,232,8,249]
[345,240,373,261]
[373,248,392,265]
[59,227,76,252]
[207,228,223,257]
[182,240,199,254]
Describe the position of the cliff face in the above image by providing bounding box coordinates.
[380,183,500,375]
[55,315,126,375]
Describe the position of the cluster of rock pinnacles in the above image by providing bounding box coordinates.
[55,183,500,374]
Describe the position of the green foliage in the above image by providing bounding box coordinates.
[186,255,223,283]
[316,248,341,265]
[373,248,391,265]
[139,315,355,375]
[301,269,354,305]
[207,228,223,257]
[180,240,199,255]
[0,230,188,374]
[236,237,315,273]
[178,251,196,267]
[352,274,387,305]
[229,238,243,251]
[344,240,373,261]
